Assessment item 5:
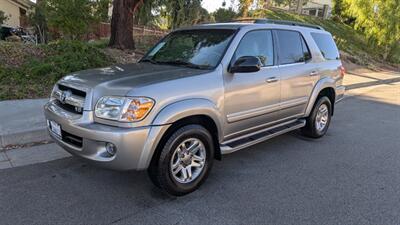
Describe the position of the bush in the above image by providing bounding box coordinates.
[0,41,114,100]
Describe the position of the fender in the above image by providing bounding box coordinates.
[304,77,336,117]
[151,98,223,136]
[136,98,224,169]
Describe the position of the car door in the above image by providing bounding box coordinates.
[223,29,281,140]
[274,30,317,119]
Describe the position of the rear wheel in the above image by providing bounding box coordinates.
[302,96,332,138]
[147,125,214,196]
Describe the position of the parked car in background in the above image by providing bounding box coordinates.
[0,25,13,40]
[0,26,36,43]
[44,19,345,196]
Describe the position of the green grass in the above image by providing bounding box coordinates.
[0,41,114,100]
[251,9,397,65]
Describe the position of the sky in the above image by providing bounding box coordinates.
[202,0,237,13]
[202,0,224,12]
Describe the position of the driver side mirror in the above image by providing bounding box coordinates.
[229,56,262,73]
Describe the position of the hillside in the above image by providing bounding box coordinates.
[250,9,400,68]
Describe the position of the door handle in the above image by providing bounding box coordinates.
[265,77,278,83]
[310,71,319,76]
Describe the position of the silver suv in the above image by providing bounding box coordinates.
[44,19,345,196]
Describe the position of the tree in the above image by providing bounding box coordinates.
[0,10,8,25]
[134,0,159,26]
[332,0,344,17]
[213,7,237,22]
[166,0,204,29]
[132,0,211,29]
[94,0,112,22]
[45,0,100,40]
[239,0,253,17]
[29,0,48,43]
[344,0,400,60]
[257,0,271,9]
[109,0,143,49]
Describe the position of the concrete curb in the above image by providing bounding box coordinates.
[0,98,50,148]
[0,127,50,148]
[0,143,71,169]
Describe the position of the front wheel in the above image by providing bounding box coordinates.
[148,125,214,196]
[302,96,332,138]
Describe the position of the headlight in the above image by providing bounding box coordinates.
[95,96,154,122]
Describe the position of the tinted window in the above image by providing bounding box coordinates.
[301,36,312,61]
[144,29,235,68]
[233,30,274,66]
[311,33,340,60]
[276,30,304,64]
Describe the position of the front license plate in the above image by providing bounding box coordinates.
[48,120,62,137]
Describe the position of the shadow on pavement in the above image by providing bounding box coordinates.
[345,77,400,90]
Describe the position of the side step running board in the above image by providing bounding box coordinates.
[220,119,306,154]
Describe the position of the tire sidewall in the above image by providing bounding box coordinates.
[158,125,214,195]
[310,97,332,137]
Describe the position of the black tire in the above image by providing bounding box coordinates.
[302,96,332,138]
[147,124,214,196]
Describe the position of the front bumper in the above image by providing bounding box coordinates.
[44,102,169,171]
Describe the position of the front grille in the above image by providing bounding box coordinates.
[54,100,83,114]
[58,84,86,98]
[62,130,83,148]
[54,84,86,114]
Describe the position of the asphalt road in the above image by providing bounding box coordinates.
[0,82,399,225]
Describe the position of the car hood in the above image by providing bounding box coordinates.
[59,63,210,95]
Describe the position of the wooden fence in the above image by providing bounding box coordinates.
[93,23,168,39]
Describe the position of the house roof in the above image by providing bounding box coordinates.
[7,0,34,10]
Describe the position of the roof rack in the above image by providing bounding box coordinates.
[230,18,324,30]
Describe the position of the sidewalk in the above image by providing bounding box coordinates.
[343,69,400,96]
[0,99,50,148]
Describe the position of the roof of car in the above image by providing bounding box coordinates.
[177,19,328,34]
[178,23,247,30]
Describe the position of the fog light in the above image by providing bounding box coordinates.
[105,143,117,156]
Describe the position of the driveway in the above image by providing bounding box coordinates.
[0,70,399,225]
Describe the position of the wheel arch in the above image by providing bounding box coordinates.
[305,77,336,117]
[138,99,223,170]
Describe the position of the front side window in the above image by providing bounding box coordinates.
[232,30,274,67]
[142,29,236,69]
[276,30,305,65]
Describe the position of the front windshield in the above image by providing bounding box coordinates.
[142,29,236,69]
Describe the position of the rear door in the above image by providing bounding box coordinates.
[275,30,317,119]
[310,32,343,87]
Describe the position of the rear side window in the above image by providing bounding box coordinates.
[311,33,340,60]
[233,30,274,66]
[276,30,307,64]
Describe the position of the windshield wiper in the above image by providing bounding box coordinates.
[140,58,160,64]
[158,60,211,70]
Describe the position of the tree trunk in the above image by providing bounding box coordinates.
[109,0,143,50]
